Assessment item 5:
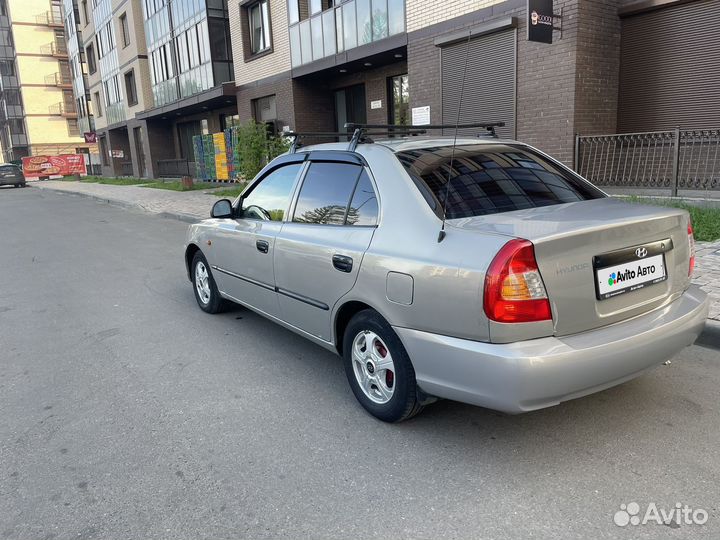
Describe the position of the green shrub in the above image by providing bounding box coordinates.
[235,120,290,181]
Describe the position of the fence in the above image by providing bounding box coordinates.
[119,162,134,176]
[575,129,720,195]
[157,159,196,178]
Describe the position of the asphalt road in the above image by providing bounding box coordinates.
[1,186,719,540]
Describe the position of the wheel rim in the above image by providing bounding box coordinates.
[351,330,396,404]
[195,261,211,304]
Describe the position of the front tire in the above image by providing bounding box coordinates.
[191,251,223,314]
[343,310,424,422]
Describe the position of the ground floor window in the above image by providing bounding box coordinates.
[388,74,409,125]
[252,95,277,124]
[334,84,366,133]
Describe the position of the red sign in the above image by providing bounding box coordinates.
[22,154,88,178]
[83,131,97,143]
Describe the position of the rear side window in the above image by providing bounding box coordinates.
[293,162,378,226]
[396,144,604,219]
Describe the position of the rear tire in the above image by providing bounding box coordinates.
[342,309,424,422]
[191,251,224,314]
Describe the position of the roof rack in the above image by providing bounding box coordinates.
[283,121,505,153]
[284,129,428,153]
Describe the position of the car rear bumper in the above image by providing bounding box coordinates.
[395,284,709,414]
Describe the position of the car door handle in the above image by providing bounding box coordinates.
[256,239,270,253]
[332,254,353,273]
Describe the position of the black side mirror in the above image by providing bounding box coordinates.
[211,199,233,219]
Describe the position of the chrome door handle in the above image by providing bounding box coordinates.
[332,254,353,273]
[256,239,269,253]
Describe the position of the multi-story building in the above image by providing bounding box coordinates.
[0,0,93,163]
[231,0,720,168]
[73,0,235,178]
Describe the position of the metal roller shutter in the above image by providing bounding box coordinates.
[619,0,720,132]
[441,28,516,139]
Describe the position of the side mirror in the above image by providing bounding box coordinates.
[211,199,233,219]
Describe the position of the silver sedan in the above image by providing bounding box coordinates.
[185,137,708,422]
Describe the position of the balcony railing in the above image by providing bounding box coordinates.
[36,9,64,27]
[40,41,68,58]
[49,102,78,117]
[289,0,405,68]
[45,72,73,88]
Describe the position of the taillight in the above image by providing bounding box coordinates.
[484,239,552,323]
[688,221,695,277]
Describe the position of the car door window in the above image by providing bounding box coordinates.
[292,161,369,225]
[346,170,378,226]
[240,164,302,221]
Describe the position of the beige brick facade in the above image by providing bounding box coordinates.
[406,0,507,32]
[230,0,292,86]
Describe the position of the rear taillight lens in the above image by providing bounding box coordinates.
[688,221,695,277]
[484,239,552,323]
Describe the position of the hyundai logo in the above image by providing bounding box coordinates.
[635,247,648,258]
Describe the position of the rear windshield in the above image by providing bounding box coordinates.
[0,165,19,173]
[396,144,605,218]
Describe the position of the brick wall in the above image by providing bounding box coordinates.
[406,0,508,32]
[573,0,621,138]
[230,0,292,86]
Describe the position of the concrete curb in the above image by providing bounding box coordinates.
[30,184,202,224]
[697,319,720,351]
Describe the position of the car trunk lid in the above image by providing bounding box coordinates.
[450,198,692,336]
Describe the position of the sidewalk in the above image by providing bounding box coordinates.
[32,180,219,222]
[32,179,719,321]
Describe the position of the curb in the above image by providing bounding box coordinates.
[697,319,720,351]
[31,184,202,224]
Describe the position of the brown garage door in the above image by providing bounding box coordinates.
[441,28,516,139]
[619,0,720,132]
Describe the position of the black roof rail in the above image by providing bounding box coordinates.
[283,131,353,153]
[284,129,429,153]
[345,122,506,139]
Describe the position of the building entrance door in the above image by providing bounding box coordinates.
[334,84,366,133]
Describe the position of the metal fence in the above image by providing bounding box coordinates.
[119,162,134,176]
[157,159,196,178]
[575,129,720,194]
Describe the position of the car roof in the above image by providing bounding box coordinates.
[296,136,524,154]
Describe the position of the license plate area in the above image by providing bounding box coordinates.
[593,239,673,301]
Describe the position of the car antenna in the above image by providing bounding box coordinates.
[438,33,472,243]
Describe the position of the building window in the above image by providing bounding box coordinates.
[388,74,409,125]
[0,60,14,76]
[252,94,277,124]
[248,0,271,55]
[86,43,96,73]
[124,69,138,106]
[120,13,130,47]
[81,0,88,25]
[93,91,102,117]
[8,119,25,135]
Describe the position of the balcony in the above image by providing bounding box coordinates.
[45,72,73,88]
[49,102,78,118]
[36,9,64,27]
[40,41,68,58]
[289,0,405,68]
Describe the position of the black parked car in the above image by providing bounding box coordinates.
[0,164,26,188]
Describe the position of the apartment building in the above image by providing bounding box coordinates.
[231,0,720,167]
[0,0,93,163]
[73,0,235,178]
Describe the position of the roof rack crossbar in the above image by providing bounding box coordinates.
[344,122,505,140]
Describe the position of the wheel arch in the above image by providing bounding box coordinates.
[185,243,201,281]
[333,300,384,356]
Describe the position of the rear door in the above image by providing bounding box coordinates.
[274,153,379,341]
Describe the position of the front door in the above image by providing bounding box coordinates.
[274,156,380,341]
[211,161,305,318]
[334,84,367,133]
